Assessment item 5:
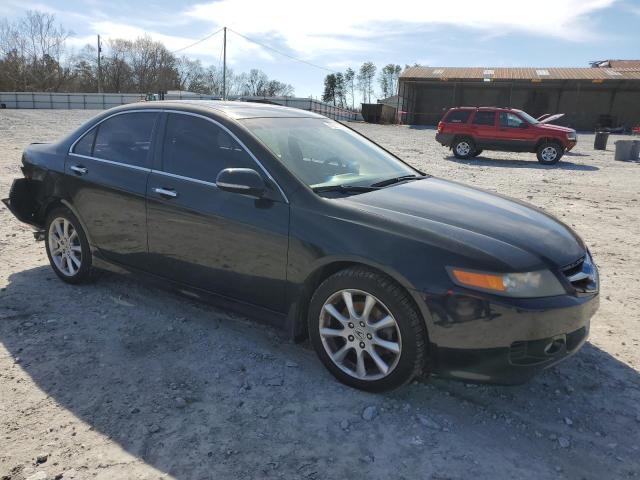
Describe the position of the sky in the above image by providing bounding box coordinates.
[2,0,640,102]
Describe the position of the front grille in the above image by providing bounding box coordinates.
[561,254,598,294]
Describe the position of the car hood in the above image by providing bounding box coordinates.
[536,122,574,133]
[343,178,585,268]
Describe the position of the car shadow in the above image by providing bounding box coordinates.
[1,266,639,478]
[564,151,591,157]
[446,155,600,171]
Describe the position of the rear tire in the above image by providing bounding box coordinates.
[308,267,428,392]
[536,142,563,164]
[452,137,475,159]
[45,207,93,284]
[471,149,483,157]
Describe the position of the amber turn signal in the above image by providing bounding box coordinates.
[451,269,506,292]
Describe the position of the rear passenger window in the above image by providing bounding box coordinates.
[162,113,255,182]
[444,110,471,123]
[93,112,157,168]
[73,128,96,156]
[472,111,496,126]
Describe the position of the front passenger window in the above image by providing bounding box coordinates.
[162,113,255,182]
[500,113,525,128]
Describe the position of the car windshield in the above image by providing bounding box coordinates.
[240,117,419,189]
[514,110,540,125]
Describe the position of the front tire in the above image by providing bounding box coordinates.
[536,142,563,164]
[452,137,475,159]
[45,207,93,284]
[308,267,427,392]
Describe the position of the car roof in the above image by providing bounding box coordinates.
[450,106,516,111]
[117,100,325,120]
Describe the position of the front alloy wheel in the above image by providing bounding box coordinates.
[319,289,402,381]
[308,267,427,392]
[537,142,563,164]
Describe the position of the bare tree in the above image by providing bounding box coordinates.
[378,63,402,99]
[344,67,355,109]
[0,10,71,91]
[357,62,376,104]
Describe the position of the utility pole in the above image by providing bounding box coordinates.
[97,35,102,93]
[222,27,227,100]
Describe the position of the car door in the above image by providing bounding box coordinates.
[65,110,160,268]
[469,110,497,147]
[145,112,290,312]
[495,111,535,151]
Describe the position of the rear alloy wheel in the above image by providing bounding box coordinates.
[45,208,92,284]
[308,267,427,392]
[536,142,563,164]
[452,138,475,159]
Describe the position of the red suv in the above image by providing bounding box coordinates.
[436,107,577,164]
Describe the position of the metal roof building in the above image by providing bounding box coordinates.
[397,62,640,130]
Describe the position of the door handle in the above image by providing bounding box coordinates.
[70,165,88,175]
[153,187,178,198]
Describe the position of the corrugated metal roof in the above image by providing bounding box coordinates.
[400,66,640,81]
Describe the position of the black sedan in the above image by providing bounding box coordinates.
[3,101,599,391]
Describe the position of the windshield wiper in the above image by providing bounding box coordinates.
[312,184,380,194]
[370,174,425,188]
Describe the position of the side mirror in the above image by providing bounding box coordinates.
[216,168,266,198]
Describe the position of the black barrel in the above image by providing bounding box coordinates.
[594,131,609,150]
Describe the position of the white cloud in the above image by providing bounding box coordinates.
[185,0,616,59]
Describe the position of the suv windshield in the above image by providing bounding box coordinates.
[513,110,540,125]
[241,118,418,189]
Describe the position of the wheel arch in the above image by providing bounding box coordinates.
[535,137,564,150]
[40,198,94,247]
[289,257,432,347]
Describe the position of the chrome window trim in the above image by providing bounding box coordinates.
[67,107,289,203]
[152,169,218,188]
[68,109,164,154]
[68,152,152,173]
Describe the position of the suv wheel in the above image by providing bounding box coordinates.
[45,207,93,284]
[452,137,475,159]
[536,142,563,164]
[308,267,427,392]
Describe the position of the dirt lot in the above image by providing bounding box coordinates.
[1,110,639,480]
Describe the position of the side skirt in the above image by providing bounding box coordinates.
[92,253,293,337]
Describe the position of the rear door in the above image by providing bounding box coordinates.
[469,110,497,147]
[145,112,290,312]
[65,111,160,268]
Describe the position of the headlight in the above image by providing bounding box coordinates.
[566,131,577,140]
[448,267,566,298]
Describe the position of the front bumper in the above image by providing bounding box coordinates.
[421,291,599,384]
[566,139,577,151]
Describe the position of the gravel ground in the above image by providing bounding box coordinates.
[1,110,639,480]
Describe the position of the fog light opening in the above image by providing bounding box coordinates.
[544,336,566,356]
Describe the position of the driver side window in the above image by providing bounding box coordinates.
[162,113,255,182]
[500,112,524,128]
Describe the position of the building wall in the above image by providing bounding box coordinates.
[399,80,640,130]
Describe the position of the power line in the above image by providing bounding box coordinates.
[228,28,337,74]
[172,28,224,54]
